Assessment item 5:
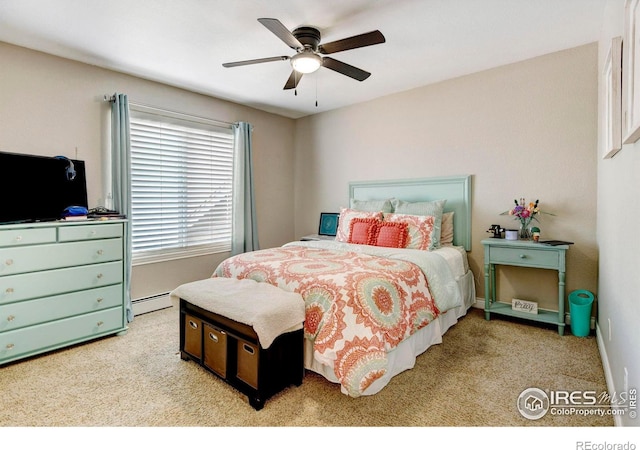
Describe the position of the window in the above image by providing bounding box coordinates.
[129,105,234,264]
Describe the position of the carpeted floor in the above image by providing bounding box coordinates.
[0,301,613,427]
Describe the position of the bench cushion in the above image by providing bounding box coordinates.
[170,277,304,348]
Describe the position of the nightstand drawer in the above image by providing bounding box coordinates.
[489,246,559,269]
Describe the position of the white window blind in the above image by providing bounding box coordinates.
[129,106,234,264]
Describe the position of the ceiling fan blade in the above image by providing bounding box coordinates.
[283,71,303,90]
[222,56,289,68]
[258,18,303,50]
[322,57,371,81]
[318,30,385,54]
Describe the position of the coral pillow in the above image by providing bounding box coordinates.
[373,221,408,248]
[383,212,436,250]
[348,218,379,245]
[335,208,384,242]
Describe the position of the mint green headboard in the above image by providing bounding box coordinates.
[349,175,472,251]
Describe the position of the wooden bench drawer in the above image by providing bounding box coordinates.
[204,323,227,378]
[183,314,203,359]
[237,339,259,389]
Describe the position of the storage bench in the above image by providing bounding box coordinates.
[173,278,305,410]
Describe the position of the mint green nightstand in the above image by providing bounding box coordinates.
[482,238,569,335]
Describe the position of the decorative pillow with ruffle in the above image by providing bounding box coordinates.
[372,221,408,248]
[348,217,380,245]
[335,208,384,242]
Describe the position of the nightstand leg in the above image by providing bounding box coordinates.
[558,271,566,336]
[484,262,491,320]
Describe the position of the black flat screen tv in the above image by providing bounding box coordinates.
[1,151,88,224]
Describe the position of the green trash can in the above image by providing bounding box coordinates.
[569,290,594,337]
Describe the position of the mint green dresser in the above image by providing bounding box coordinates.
[0,220,128,365]
[482,238,569,335]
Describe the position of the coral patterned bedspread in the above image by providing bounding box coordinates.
[213,241,461,397]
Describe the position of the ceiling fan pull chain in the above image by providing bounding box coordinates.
[315,75,318,107]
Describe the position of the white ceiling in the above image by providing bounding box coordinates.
[0,0,606,119]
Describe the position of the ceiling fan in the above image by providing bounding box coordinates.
[222,18,386,90]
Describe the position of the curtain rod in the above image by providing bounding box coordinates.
[103,94,235,128]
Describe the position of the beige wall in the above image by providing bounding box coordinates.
[294,43,599,313]
[0,42,295,300]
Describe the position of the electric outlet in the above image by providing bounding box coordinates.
[624,367,629,393]
[608,318,612,341]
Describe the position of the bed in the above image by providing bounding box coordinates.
[212,175,475,397]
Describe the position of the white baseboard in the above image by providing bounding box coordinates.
[132,293,173,316]
[596,322,623,427]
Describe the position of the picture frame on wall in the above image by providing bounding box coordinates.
[623,0,640,144]
[603,36,622,158]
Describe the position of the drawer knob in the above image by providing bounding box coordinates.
[5,259,13,266]
[14,236,22,242]
[96,273,103,279]
[96,297,104,303]
[208,332,218,343]
[189,320,198,329]
[97,321,104,327]
[6,343,14,350]
[96,249,104,256]
[519,254,527,259]
[7,315,15,322]
[5,287,14,295]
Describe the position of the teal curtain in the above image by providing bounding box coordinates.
[231,122,259,255]
[111,93,133,323]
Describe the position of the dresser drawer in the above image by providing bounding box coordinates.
[0,284,123,332]
[0,261,123,305]
[0,227,56,247]
[0,307,124,363]
[58,223,123,242]
[0,238,123,276]
[489,246,559,269]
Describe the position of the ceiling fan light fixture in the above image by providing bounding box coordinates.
[291,52,322,74]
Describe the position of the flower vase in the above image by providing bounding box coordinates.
[519,224,532,240]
